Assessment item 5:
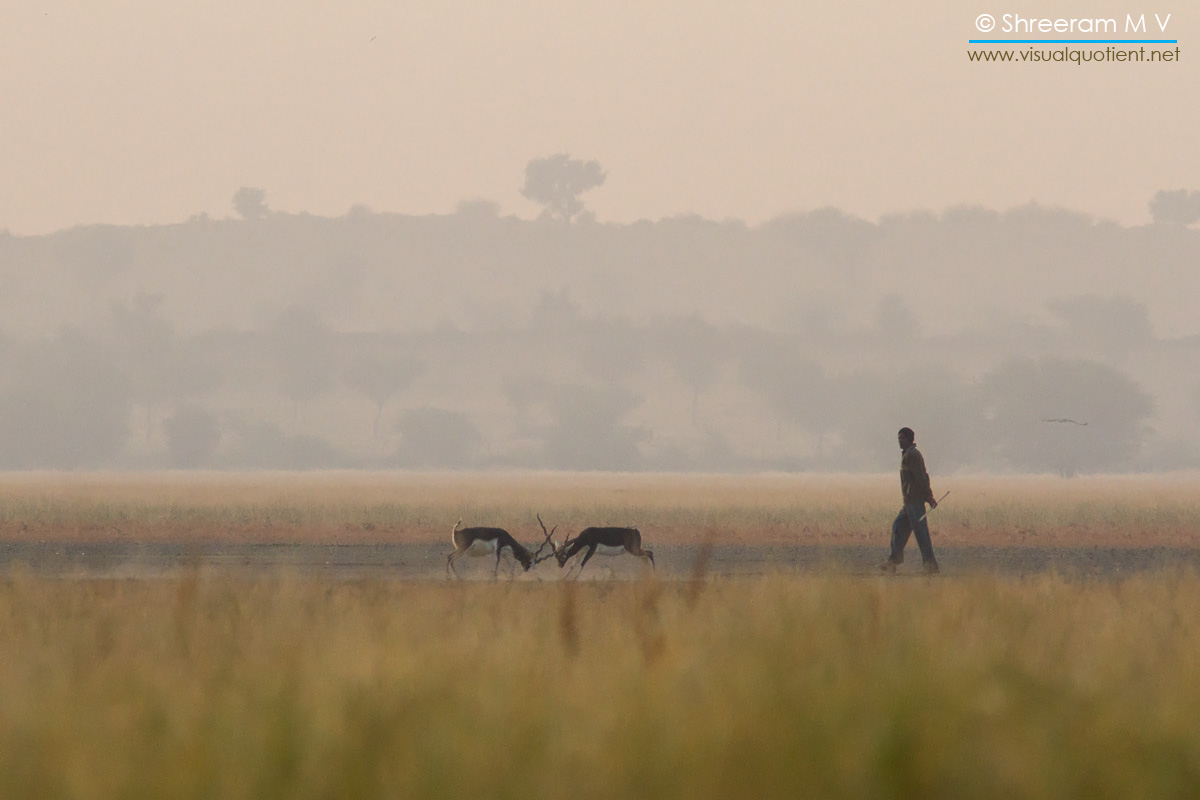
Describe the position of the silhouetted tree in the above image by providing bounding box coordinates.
[267,306,337,418]
[542,384,646,470]
[52,225,136,290]
[109,293,172,440]
[521,154,605,223]
[224,419,342,469]
[1149,189,1200,226]
[344,355,425,439]
[504,374,548,429]
[0,329,133,468]
[739,335,837,455]
[873,294,922,343]
[531,288,583,329]
[835,368,977,472]
[394,407,482,468]
[576,318,647,384]
[976,358,1153,475]
[656,316,722,426]
[108,293,219,441]
[233,187,269,220]
[761,207,881,271]
[1047,295,1153,350]
[163,404,221,468]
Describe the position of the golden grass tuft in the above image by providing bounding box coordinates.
[2,571,1200,798]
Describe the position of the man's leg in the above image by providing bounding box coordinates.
[906,501,939,572]
[888,507,912,564]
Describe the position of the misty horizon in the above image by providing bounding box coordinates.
[2,0,1197,474]
[1,178,1197,475]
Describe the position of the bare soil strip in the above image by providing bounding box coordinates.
[4,541,1199,580]
[2,472,1199,575]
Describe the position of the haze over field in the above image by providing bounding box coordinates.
[2,0,1196,233]
[1,2,1197,472]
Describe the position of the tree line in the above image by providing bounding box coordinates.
[1,158,1197,472]
[0,294,1173,474]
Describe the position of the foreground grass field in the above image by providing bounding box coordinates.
[3,471,1200,546]
[2,571,1199,799]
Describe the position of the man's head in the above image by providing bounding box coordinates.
[898,427,915,450]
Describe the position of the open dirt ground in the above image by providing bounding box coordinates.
[4,541,1200,580]
[1,472,1198,578]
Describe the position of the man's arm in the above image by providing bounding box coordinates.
[921,458,936,507]
[905,449,936,506]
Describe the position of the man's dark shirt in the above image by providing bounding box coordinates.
[900,445,934,505]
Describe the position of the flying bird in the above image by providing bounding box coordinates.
[1043,418,1088,426]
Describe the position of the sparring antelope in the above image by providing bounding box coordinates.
[549,525,655,578]
[445,519,549,579]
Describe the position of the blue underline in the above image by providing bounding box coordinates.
[970,39,1177,44]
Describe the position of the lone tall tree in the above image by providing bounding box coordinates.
[521,154,606,223]
[1148,189,1200,226]
[344,355,425,439]
[233,187,269,220]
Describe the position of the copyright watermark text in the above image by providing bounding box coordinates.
[972,12,1172,34]
[967,10,1179,65]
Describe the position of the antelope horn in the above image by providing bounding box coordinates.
[533,514,557,562]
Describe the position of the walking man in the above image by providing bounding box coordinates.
[881,427,940,574]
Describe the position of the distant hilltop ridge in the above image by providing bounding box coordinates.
[1,201,1197,339]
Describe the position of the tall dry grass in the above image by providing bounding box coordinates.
[1,571,1199,799]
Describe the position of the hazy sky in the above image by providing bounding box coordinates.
[2,0,1195,234]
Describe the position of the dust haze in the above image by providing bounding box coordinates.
[1,2,1196,473]
[0,171,1197,473]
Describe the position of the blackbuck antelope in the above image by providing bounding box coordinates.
[446,518,555,579]
[548,525,655,578]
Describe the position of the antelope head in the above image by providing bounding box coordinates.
[552,533,575,567]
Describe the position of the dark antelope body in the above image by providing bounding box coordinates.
[551,526,655,576]
[446,520,549,579]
